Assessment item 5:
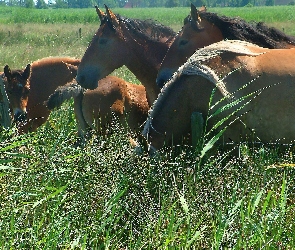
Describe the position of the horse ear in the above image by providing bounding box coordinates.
[4,65,12,81]
[22,64,31,82]
[190,3,204,30]
[191,3,201,22]
[105,5,119,28]
[95,6,105,22]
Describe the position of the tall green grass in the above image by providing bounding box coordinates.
[1,6,295,248]
[1,6,295,33]
[2,111,295,248]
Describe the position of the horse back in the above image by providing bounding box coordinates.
[28,57,80,107]
[81,76,148,133]
[208,47,295,143]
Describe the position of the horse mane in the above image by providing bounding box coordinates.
[188,12,295,49]
[103,13,176,42]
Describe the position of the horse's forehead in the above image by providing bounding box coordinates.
[177,25,190,37]
[95,26,109,37]
[95,21,117,37]
[8,72,28,89]
[173,23,197,44]
[11,72,25,82]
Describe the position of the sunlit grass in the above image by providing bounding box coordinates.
[2,111,295,247]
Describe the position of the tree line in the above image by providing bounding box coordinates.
[1,0,294,10]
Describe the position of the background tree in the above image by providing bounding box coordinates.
[165,0,179,7]
[265,0,274,5]
[193,0,206,6]
[36,0,48,8]
[55,0,68,8]
[25,0,34,7]
[99,0,117,7]
[117,0,126,7]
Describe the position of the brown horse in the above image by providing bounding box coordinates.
[46,75,149,140]
[76,6,176,106]
[2,64,31,123]
[143,40,295,154]
[4,57,80,133]
[156,4,295,87]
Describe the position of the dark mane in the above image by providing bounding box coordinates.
[188,12,295,49]
[103,14,176,42]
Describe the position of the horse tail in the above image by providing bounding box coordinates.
[46,82,84,110]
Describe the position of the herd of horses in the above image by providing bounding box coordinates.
[2,4,295,155]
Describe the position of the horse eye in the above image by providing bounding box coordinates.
[99,38,108,45]
[179,40,188,47]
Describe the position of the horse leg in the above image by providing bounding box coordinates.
[73,92,91,146]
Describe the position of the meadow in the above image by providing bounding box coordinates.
[1,5,295,248]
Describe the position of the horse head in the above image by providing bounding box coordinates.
[77,6,175,105]
[4,64,31,122]
[76,5,130,90]
[156,4,223,88]
[157,3,295,88]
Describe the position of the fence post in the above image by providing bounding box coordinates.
[0,77,11,129]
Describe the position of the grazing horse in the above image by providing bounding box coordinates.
[46,76,149,140]
[143,40,295,154]
[2,64,31,123]
[4,57,80,133]
[156,4,295,87]
[76,6,176,106]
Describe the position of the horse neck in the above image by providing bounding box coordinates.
[122,28,170,105]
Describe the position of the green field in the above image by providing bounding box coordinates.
[1,6,295,248]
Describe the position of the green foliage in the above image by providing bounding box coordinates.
[36,0,48,9]
[0,0,294,9]
[165,0,180,7]
[0,6,294,36]
[25,0,34,8]
[1,116,295,247]
[266,0,274,5]
[67,0,96,8]
[55,0,68,8]
[193,0,207,6]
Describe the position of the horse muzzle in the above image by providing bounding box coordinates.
[76,66,100,90]
[156,68,174,89]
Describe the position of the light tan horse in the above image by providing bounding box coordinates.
[3,57,80,133]
[47,76,149,141]
[143,40,295,154]
[156,4,295,88]
[76,6,176,106]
